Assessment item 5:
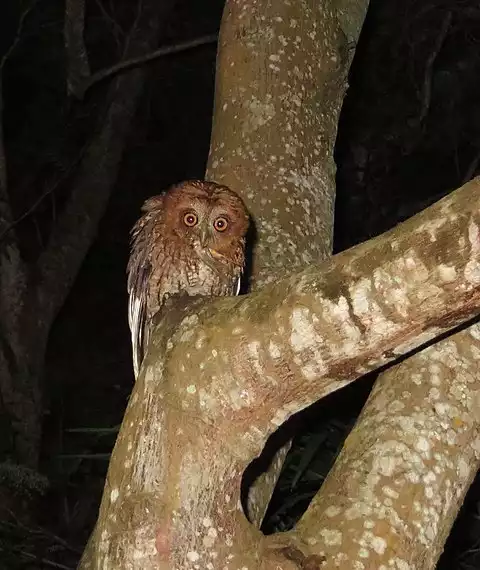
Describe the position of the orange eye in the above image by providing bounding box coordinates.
[183,212,198,227]
[213,217,228,232]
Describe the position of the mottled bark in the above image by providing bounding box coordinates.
[207,0,355,287]
[205,0,368,524]
[79,0,480,566]
[79,178,480,569]
[271,323,480,569]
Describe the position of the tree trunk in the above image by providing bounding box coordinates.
[206,0,369,525]
[78,0,480,567]
[78,175,480,568]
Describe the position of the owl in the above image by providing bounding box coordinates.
[127,180,250,377]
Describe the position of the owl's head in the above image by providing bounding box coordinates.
[143,180,249,266]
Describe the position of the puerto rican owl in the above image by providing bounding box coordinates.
[127,180,249,377]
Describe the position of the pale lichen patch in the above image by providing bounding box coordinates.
[414,437,430,455]
[110,488,119,503]
[382,486,399,499]
[324,505,342,517]
[363,532,387,555]
[437,264,457,282]
[389,558,412,570]
[319,528,342,546]
[268,340,281,359]
[468,219,479,251]
[464,259,480,284]
[186,551,200,562]
[289,306,327,379]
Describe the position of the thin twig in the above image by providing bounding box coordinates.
[0,0,39,70]
[75,34,218,98]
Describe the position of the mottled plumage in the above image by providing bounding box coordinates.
[127,180,249,377]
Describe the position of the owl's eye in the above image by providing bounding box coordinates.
[213,217,228,232]
[183,212,198,227]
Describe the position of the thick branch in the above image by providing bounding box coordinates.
[81,177,480,568]
[156,177,480,454]
[275,322,480,570]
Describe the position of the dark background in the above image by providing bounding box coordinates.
[0,0,479,567]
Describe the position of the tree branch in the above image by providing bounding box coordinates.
[204,0,366,526]
[71,34,218,99]
[37,0,165,326]
[152,177,480,447]
[280,322,480,569]
[0,0,39,229]
[80,177,480,568]
[0,4,34,340]
[64,0,91,97]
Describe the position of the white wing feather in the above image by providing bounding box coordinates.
[128,292,145,378]
[234,276,241,296]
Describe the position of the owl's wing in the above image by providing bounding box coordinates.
[127,198,163,377]
[127,265,149,378]
[234,276,241,296]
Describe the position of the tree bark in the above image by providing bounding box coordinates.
[79,0,480,567]
[206,0,369,524]
[272,323,480,569]
[78,176,480,569]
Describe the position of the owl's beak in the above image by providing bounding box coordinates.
[208,248,225,260]
[199,225,209,248]
[198,225,225,261]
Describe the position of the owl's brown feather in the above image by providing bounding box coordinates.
[127,180,249,377]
